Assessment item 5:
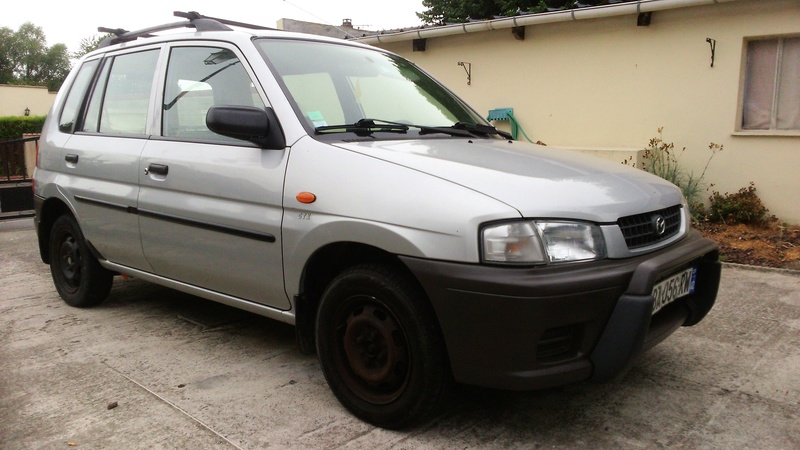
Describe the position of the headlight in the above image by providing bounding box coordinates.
[482,221,546,264]
[535,221,606,263]
[482,220,605,265]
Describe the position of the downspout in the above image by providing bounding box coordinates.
[355,0,741,45]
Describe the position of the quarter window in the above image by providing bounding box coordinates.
[741,37,800,130]
[58,59,99,133]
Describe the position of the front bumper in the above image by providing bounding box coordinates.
[400,230,720,390]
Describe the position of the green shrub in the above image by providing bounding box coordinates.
[631,128,722,220]
[707,182,774,226]
[0,116,47,139]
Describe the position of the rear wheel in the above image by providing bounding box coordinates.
[316,264,449,429]
[49,214,113,307]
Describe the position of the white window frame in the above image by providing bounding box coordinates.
[736,34,800,136]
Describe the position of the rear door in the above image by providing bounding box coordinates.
[57,48,161,271]
[138,43,289,309]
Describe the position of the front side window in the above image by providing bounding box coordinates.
[82,49,160,135]
[741,37,800,131]
[256,39,485,134]
[162,46,265,141]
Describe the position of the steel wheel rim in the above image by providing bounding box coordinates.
[57,233,81,293]
[334,294,410,405]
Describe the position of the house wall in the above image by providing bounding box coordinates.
[373,0,800,223]
[0,84,57,117]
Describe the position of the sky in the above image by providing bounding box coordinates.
[2,0,426,53]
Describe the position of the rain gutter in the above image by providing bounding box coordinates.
[354,0,742,45]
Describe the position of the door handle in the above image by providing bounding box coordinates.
[145,163,169,176]
[65,154,79,164]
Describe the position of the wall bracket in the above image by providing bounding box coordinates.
[706,38,716,68]
[458,61,472,85]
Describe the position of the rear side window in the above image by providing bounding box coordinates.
[162,46,265,141]
[82,49,159,135]
[58,59,100,133]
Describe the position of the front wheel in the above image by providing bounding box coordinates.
[316,264,450,429]
[48,214,113,307]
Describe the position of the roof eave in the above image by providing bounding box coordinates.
[354,0,743,45]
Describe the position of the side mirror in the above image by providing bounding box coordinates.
[206,106,285,149]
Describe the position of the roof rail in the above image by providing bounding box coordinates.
[97,11,278,48]
[174,11,278,31]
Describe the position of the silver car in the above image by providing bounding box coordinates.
[33,12,720,429]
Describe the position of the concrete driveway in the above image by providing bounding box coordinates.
[1,218,799,448]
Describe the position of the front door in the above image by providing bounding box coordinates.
[138,44,289,309]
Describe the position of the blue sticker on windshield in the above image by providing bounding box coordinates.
[308,111,327,127]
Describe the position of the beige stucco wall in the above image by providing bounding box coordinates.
[0,84,57,117]
[373,0,800,223]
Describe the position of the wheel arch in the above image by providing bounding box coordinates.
[36,197,74,264]
[293,242,441,356]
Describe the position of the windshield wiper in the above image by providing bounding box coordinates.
[315,118,409,135]
[360,119,478,138]
[411,121,512,138]
[314,118,512,139]
[452,121,513,139]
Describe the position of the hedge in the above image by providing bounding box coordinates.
[0,116,47,140]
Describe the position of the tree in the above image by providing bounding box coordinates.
[417,0,500,24]
[417,0,608,24]
[0,27,16,84]
[41,43,71,91]
[12,23,48,82]
[72,34,110,60]
[0,22,71,91]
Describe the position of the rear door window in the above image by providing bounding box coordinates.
[82,49,160,135]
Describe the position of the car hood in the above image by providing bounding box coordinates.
[332,138,684,223]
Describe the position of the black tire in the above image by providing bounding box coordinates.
[48,214,113,307]
[315,264,450,429]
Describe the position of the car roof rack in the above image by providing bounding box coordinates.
[98,11,279,48]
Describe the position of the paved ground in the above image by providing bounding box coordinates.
[1,217,799,449]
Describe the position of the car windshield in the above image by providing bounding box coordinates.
[255,39,488,137]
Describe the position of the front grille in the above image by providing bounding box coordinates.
[618,205,682,249]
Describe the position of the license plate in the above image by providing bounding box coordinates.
[651,267,696,315]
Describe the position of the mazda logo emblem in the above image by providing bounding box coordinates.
[653,215,667,236]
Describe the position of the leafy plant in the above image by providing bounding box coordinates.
[707,182,774,226]
[625,128,722,220]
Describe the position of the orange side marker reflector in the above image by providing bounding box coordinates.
[296,192,316,204]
